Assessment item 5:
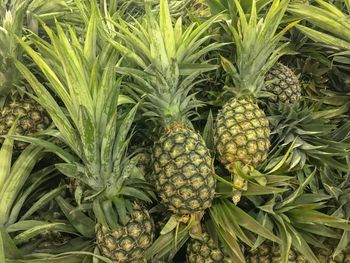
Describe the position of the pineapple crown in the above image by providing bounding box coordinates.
[248,171,350,263]
[221,0,298,98]
[267,101,350,171]
[0,0,74,98]
[108,0,224,128]
[320,161,350,233]
[14,2,154,228]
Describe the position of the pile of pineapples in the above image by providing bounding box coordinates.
[1,0,350,262]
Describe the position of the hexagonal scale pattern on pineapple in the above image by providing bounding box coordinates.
[264,62,302,104]
[215,98,270,167]
[186,233,233,263]
[96,203,154,262]
[0,97,51,150]
[152,125,215,215]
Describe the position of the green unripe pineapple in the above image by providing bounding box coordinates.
[106,0,220,218]
[215,98,270,167]
[153,125,215,214]
[0,97,51,150]
[246,242,306,263]
[0,3,51,151]
[264,63,301,104]
[214,0,292,171]
[186,232,233,263]
[96,203,154,263]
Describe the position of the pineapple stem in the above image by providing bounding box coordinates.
[215,174,234,187]
[189,212,203,237]
[227,162,249,204]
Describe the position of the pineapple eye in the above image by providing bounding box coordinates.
[30,111,42,122]
[211,250,224,261]
[120,237,134,252]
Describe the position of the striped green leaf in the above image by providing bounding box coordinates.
[159,0,176,59]
[0,145,43,226]
[78,106,98,174]
[56,196,95,238]
[7,167,58,225]
[0,119,17,193]
[19,185,66,221]
[296,24,350,50]
[0,226,22,259]
[14,58,79,153]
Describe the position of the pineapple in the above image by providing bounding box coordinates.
[0,98,51,150]
[246,242,306,263]
[264,63,302,104]
[186,231,233,263]
[153,124,215,214]
[109,0,222,218]
[106,1,225,259]
[215,97,270,167]
[213,0,294,202]
[96,202,154,262]
[15,4,155,262]
[0,1,51,150]
[214,0,293,170]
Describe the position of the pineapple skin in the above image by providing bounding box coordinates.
[96,203,154,263]
[137,150,153,185]
[215,98,270,167]
[186,232,233,263]
[152,125,215,215]
[0,97,50,150]
[246,242,306,263]
[264,63,301,104]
